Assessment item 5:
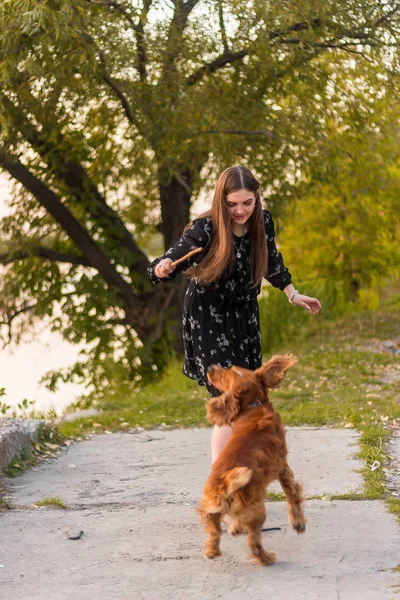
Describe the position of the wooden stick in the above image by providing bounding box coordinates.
[171,247,203,267]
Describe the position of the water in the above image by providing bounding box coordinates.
[0,176,84,416]
[0,330,83,416]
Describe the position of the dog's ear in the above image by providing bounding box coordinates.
[255,354,297,389]
[206,392,240,426]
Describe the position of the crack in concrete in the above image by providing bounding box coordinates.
[5,501,150,512]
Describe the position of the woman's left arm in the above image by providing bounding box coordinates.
[283,284,321,315]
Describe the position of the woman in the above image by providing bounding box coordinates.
[148,165,321,462]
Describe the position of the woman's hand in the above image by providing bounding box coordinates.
[292,294,321,315]
[154,258,175,279]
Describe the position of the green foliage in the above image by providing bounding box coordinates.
[0,386,9,414]
[259,279,349,354]
[279,97,400,295]
[0,1,399,397]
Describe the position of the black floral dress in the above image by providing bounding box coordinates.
[147,210,292,396]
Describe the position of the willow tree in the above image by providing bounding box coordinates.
[0,0,399,392]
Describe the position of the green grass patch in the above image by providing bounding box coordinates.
[266,491,286,502]
[386,496,400,525]
[328,492,363,500]
[58,361,210,438]
[271,326,400,500]
[267,490,369,501]
[35,495,67,509]
[58,311,400,432]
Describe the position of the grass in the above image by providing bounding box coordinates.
[265,491,286,502]
[34,495,67,509]
[57,363,210,439]
[57,308,400,438]
[386,496,400,525]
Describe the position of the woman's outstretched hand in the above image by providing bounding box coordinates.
[155,258,175,279]
[292,294,321,315]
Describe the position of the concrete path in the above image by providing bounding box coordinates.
[0,427,399,600]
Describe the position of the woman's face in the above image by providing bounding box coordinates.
[226,189,256,227]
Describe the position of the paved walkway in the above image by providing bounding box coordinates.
[1,428,399,600]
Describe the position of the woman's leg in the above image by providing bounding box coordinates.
[203,379,232,463]
[211,425,232,463]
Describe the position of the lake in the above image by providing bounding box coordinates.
[0,329,83,416]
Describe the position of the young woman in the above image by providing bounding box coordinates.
[148,165,321,462]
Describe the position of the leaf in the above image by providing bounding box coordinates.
[44,442,59,450]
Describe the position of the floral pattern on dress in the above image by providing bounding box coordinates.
[147,210,292,396]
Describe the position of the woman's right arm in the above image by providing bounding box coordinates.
[147,218,212,284]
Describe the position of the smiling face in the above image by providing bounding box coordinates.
[226,189,256,228]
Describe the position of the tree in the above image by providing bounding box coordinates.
[0,0,399,394]
[280,94,400,299]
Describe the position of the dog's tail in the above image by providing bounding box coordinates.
[199,467,253,514]
[224,466,253,495]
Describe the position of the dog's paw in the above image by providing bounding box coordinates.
[290,513,307,533]
[203,548,221,560]
[228,522,245,536]
[293,520,306,534]
[251,549,276,566]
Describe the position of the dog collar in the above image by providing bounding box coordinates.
[249,399,263,409]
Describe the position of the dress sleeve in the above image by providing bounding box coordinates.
[264,210,292,291]
[147,217,212,284]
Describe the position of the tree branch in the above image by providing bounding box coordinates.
[179,0,201,31]
[371,4,400,29]
[218,2,229,54]
[86,0,154,81]
[185,9,400,89]
[268,17,323,40]
[98,50,137,124]
[1,93,149,276]
[186,49,248,86]
[86,0,137,29]
[191,129,283,142]
[0,247,91,266]
[0,152,138,314]
[134,0,153,82]
[160,0,201,87]
[0,301,37,345]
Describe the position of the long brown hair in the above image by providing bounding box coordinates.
[186,165,268,287]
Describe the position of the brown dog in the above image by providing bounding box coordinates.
[198,354,306,566]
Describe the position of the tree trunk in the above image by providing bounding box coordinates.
[158,169,193,249]
[158,168,195,353]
